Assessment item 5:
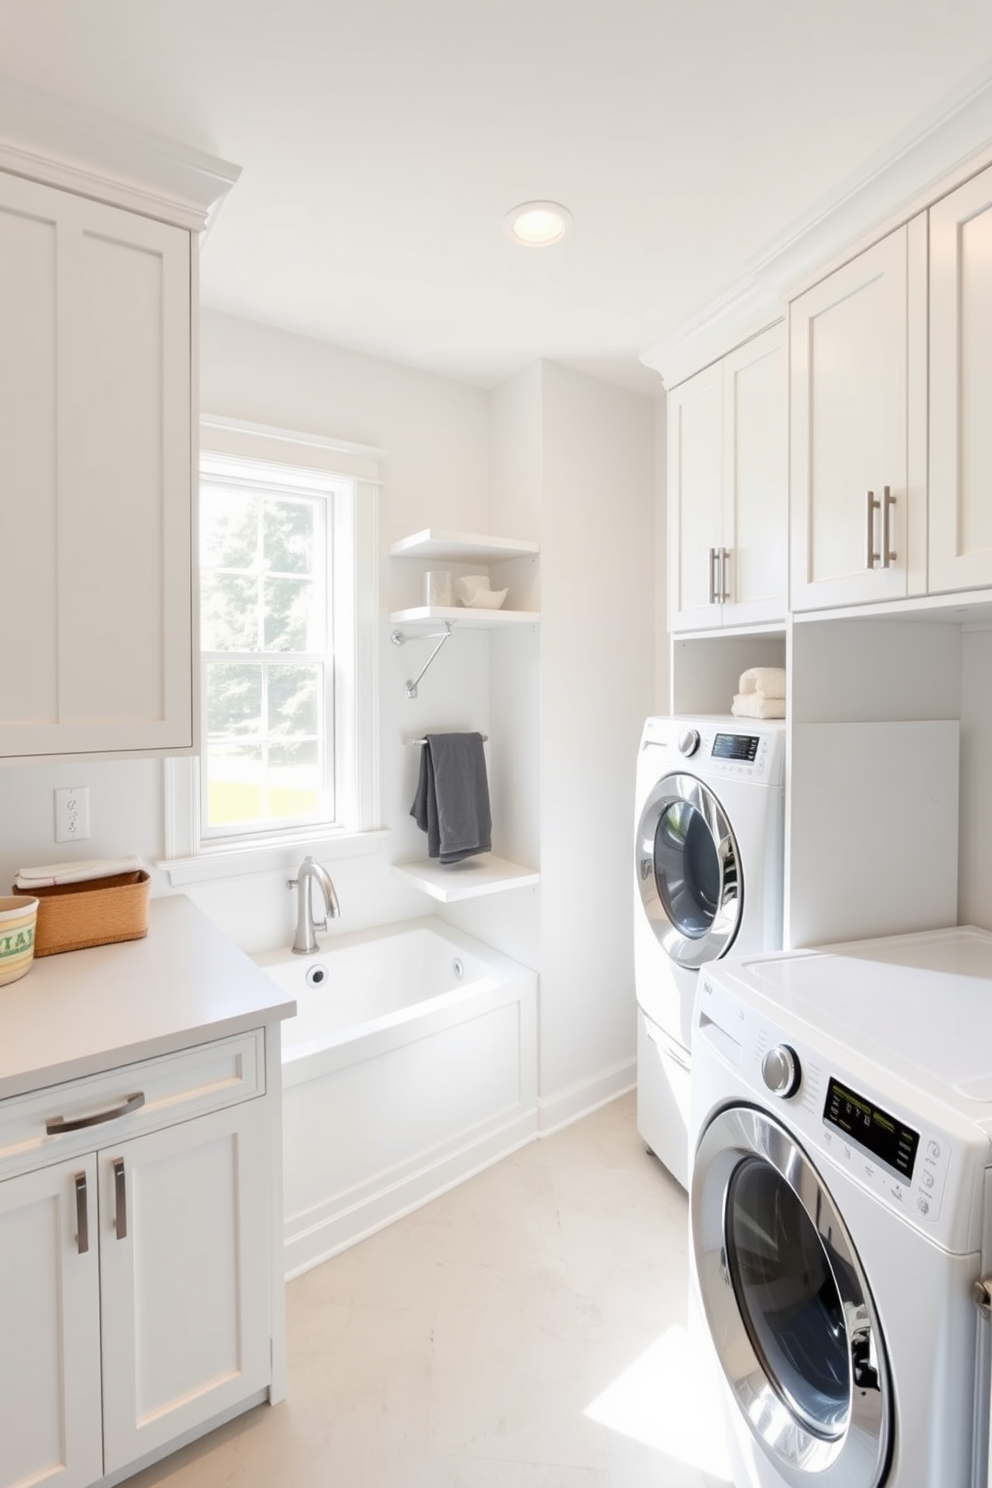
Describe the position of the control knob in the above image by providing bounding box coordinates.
[762,1044,801,1099]
[677,728,700,757]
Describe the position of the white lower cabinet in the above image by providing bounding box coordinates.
[0,1039,273,1488]
[0,1156,103,1488]
[100,1100,271,1474]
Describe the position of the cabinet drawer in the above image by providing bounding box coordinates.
[0,1031,264,1182]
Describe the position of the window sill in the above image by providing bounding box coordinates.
[158,828,390,887]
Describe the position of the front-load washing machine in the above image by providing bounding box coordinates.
[634,715,785,1187]
[690,926,992,1488]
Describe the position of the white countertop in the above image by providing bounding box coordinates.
[0,895,296,1100]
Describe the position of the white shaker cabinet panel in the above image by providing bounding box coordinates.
[0,170,193,760]
[0,1156,103,1488]
[721,323,787,627]
[790,220,927,611]
[99,1098,271,1473]
[930,164,992,593]
[668,360,723,631]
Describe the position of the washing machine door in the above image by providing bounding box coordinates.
[692,1105,891,1488]
[635,773,741,970]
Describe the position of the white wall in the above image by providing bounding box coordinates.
[539,363,658,1108]
[478,362,659,1116]
[0,311,498,953]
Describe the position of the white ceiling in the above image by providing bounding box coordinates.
[2,1,992,394]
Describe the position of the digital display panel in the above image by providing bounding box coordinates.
[712,733,759,762]
[824,1078,919,1180]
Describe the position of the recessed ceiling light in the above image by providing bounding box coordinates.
[504,200,573,248]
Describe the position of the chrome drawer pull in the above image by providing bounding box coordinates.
[113,1157,127,1240]
[74,1171,89,1255]
[46,1090,145,1135]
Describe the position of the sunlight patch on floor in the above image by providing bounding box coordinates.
[584,1323,733,1481]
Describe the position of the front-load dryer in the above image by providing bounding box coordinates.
[633,715,785,1187]
[690,926,992,1488]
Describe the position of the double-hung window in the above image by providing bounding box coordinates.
[200,455,337,837]
[164,422,379,878]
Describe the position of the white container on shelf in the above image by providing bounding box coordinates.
[424,571,453,606]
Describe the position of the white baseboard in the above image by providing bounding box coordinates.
[536,1058,637,1136]
[284,1107,538,1279]
[284,1058,637,1278]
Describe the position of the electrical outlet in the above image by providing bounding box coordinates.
[55,787,90,843]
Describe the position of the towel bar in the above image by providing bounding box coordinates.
[406,734,488,745]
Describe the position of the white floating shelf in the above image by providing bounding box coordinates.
[389,605,539,629]
[393,854,540,903]
[389,528,539,563]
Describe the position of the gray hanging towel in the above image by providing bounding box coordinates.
[410,732,492,864]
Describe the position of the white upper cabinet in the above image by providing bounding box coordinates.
[789,219,927,612]
[669,361,722,631]
[0,169,193,760]
[930,164,992,594]
[721,324,788,627]
[669,324,787,632]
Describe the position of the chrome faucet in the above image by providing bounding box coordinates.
[287,856,340,955]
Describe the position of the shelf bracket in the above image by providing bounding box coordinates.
[391,623,453,698]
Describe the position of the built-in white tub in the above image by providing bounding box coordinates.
[254,917,538,1277]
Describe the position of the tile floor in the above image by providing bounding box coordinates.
[128,1092,732,1488]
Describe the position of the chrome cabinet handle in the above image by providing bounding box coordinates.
[720,548,731,603]
[881,486,897,568]
[708,547,718,605]
[113,1158,127,1240]
[865,490,880,569]
[46,1090,145,1136]
[74,1171,89,1255]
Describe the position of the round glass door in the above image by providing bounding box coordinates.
[726,1158,849,1439]
[636,773,741,968]
[691,1106,890,1488]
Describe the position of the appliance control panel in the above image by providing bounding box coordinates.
[707,729,773,781]
[697,975,959,1240]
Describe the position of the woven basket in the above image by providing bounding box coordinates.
[12,870,151,957]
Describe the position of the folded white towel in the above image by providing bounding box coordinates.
[14,855,143,890]
[731,693,786,720]
[739,666,786,699]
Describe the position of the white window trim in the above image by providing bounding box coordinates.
[160,417,385,886]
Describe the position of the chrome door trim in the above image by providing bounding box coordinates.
[691,1104,890,1488]
[635,772,741,969]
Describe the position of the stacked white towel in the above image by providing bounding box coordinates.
[13,855,143,890]
[732,666,786,720]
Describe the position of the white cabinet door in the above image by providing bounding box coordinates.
[930,164,992,593]
[99,1100,271,1473]
[668,361,723,631]
[0,1157,103,1488]
[0,169,193,760]
[721,323,788,626]
[790,222,927,611]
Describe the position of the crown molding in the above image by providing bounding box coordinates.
[642,58,992,388]
[0,79,240,231]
